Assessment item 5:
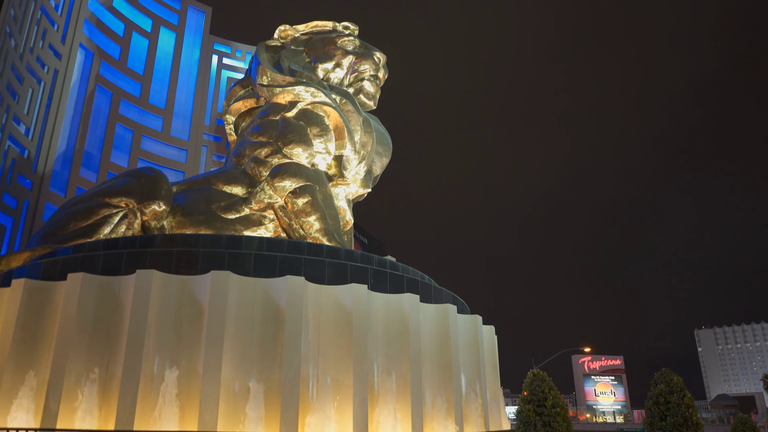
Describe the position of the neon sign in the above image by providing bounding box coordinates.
[578,356,623,373]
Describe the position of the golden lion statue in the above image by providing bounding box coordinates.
[0,21,391,271]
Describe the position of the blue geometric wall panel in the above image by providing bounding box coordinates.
[200,35,253,173]
[0,0,258,253]
[0,0,79,253]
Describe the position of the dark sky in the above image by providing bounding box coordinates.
[200,0,768,407]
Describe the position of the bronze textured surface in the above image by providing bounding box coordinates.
[1,21,391,272]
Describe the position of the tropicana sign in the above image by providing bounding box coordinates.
[578,356,623,373]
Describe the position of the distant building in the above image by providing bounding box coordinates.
[353,224,388,256]
[695,322,768,403]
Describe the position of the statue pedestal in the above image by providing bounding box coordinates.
[0,235,509,431]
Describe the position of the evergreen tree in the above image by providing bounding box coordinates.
[731,413,759,432]
[515,369,573,432]
[643,368,703,432]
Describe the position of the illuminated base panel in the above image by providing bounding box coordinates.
[0,271,510,431]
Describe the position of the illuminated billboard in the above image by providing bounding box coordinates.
[584,375,627,418]
[572,355,631,423]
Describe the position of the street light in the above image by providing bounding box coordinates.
[533,347,592,370]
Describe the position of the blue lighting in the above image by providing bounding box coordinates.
[12,115,30,139]
[205,54,217,126]
[160,0,181,10]
[2,193,18,210]
[110,123,133,167]
[42,202,58,222]
[211,153,225,163]
[215,117,224,126]
[10,63,23,84]
[149,26,176,108]
[5,83,18,102]
[99,60,141,97]
[138,0,178,25]
[35,56,48,73]
[236,48,241,57]
[14,200,28,252]
[34,69,56,171]
[127,31,149,74]
[113,0,152,32]
[16,173,32,190]
[118,99,163,131]
[61,0,75,44]
[87,0,125,37]
[170,6,205,140]
[6,134,29,158]
[0,211,13,255]
[82,19,121,60]
[203,133,221,142]
[137,158,183,182]
[48,43,61,59]
[39,5,58,30]
[6,159,14,184]
[199,144,207,173]
[51,43,93,197]
[213,42,231,53]
[107,171,116,179]
[76,186,87,195]
[80,84,112,182]
[218,70,244,112]
[140,135,187,163]
[222,57,247,68]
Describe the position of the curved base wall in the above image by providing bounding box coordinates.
[0,271,510,431]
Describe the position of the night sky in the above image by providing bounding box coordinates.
[200,0,768,407]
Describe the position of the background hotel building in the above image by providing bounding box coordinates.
[696,322,768,403]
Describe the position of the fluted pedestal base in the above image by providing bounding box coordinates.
[0,270,509,431]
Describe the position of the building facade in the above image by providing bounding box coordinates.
[0,0,253,255]
[696,322,768,403]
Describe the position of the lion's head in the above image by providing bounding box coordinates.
[266,21,388,111]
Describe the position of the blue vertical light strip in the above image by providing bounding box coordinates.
[110,123,133,167]
[6,159,14,184]
[80,84,112,182]
[149,26,176,108]
[50,44,93,197]
[61,0,75,43]
[127,31,149,74]
[13,200,28,252]
[205,54,217,126]
[34,69,56,170]
[0,212,13,254]
[199,144,207,173]
[170,6,205,140]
